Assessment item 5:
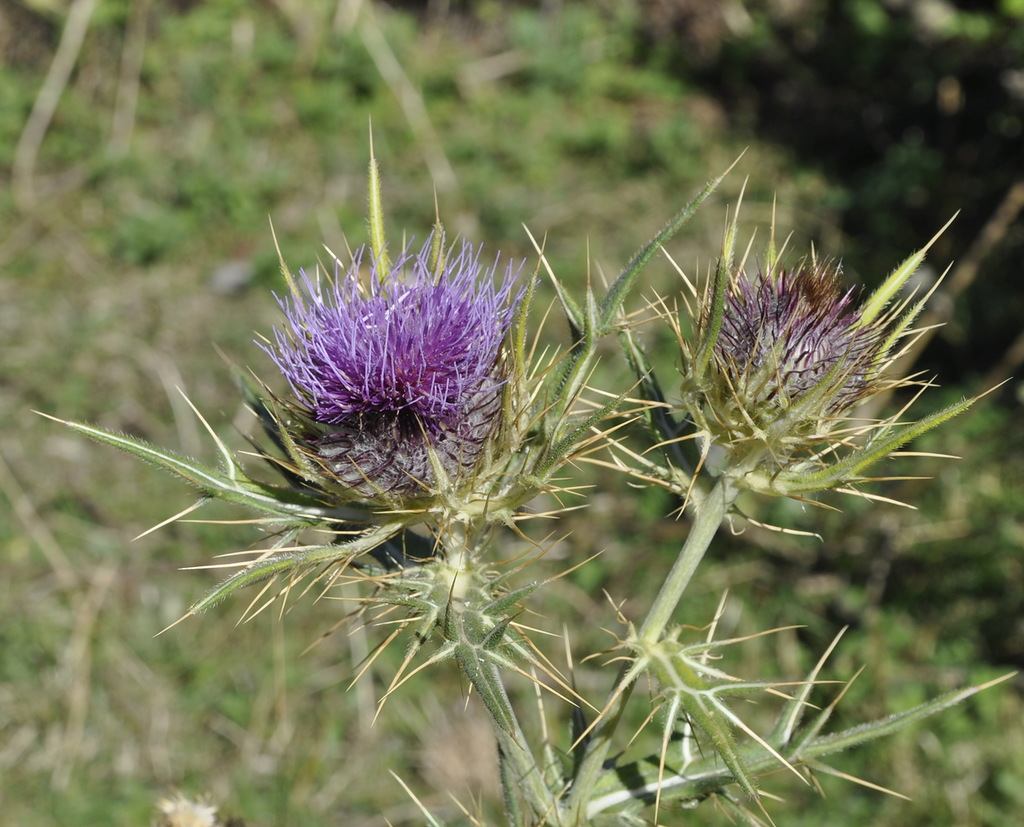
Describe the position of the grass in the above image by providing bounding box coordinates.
[1,1,1021,824]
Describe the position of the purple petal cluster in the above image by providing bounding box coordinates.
[265,238,522,497]
[714,264,878,417]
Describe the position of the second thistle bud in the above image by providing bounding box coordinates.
[676,219,970,500]
[688,260,881,452]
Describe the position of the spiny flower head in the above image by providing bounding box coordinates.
[264,236,523,503]
[673,218,973,499]
[704,260,882,445]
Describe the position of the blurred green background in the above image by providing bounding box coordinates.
[2,1,1023,824]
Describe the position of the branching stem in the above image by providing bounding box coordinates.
[564,474,738,822]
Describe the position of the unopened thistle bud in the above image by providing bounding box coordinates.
[678,223,973,499]
[263,237,522,505]
[696,260,880,448]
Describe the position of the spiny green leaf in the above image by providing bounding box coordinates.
[481,613,516,652]
[857,214,956,327]
[782,395,977,494]
[792,672,1015,761]
[188,522,404,614]
[367,130,390,278]
[454,643,517,734]
[598,164,736,331]
[536,392,625,479]
[484,579,545,616]
[680,691,760,800]
[691,252,731,385]
[427,219,445,281]
[43,415,326,521]
[550,270,587,343]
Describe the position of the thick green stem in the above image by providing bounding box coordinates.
[480,662,561,824]
[564,475,738,822]
[638,475,738,643]
[563,665,637,824]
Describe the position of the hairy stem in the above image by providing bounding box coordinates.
[481,662,561,824]
[638,475,738,643]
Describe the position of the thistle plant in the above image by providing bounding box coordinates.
[49,154,1012,826]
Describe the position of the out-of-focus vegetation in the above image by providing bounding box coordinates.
[1,1,1021,824]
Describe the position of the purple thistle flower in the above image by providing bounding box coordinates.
[714,263,878,423]
[265,238,522,499]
